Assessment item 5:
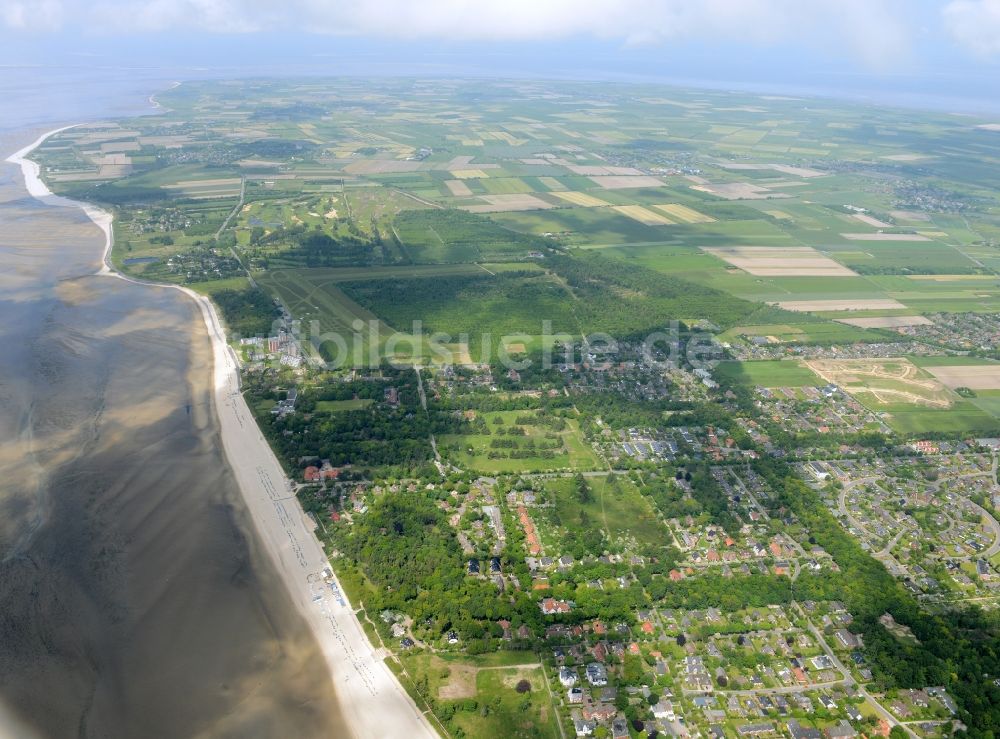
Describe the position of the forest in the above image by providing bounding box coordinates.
[213,286,282,337]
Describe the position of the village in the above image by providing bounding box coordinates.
[233,324,1000,739]
[804,450,1000,602]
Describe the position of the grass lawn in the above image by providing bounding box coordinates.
[971,390,1000,420]
[252,397,276,414]
[189,276,252,295]
[315,398,374,412]
[715,360,821,388]
[877,401,999,435]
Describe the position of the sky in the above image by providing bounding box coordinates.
[2,0,1000,111]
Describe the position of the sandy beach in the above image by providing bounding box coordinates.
[7,128,437,739]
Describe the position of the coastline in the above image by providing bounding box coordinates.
[7,129,437,739]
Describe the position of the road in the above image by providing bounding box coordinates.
[214,177,256,287]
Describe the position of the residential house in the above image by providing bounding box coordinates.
[559,667,578,687]
[787,721,822,739]
[825,721,858,739]
[585,662,608,686]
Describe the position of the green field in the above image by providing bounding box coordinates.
[714,360,820,388]
[438,410,600,473]
[878,402,999,435]
[340,270,579,356]
[394,209,546,263]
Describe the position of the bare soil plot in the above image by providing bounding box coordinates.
[840,233,930,241]
[652,203,716,223]
[98,164,132,178]
[704,246,856,277]
[462,194,556,213]
[551,191,610,207]
[444,179,473,197]
[836,316,932,328]
[612,205,674,226]
[171,178,243,188]
[690,182,788,200]
[853,214,893,228]
[777,298,907,312]
[137,135,192,147]
[567,165,644,176]
[237,159,283,168]
[769,164,826,178]
[589,175,665,189]
[804,358,953,408]
[344,160,424,174]
[164,177,241,198]
[450,169,490,179]
[50,171,108,182]
[438,662,478,700]
[100,141,141,153]
[715,162,824,178]
[441,343,473,365]
[924,365,1000,390]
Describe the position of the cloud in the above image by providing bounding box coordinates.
[1,0,915,70]
[1,0,62,30]
[944,0,1000,56]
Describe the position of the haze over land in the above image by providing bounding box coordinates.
[4,1,1000,112]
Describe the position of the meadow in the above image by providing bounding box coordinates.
[536,474,667,557]
[437,410,600,473]
[394,652,560,739]
[714,360,820,388]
